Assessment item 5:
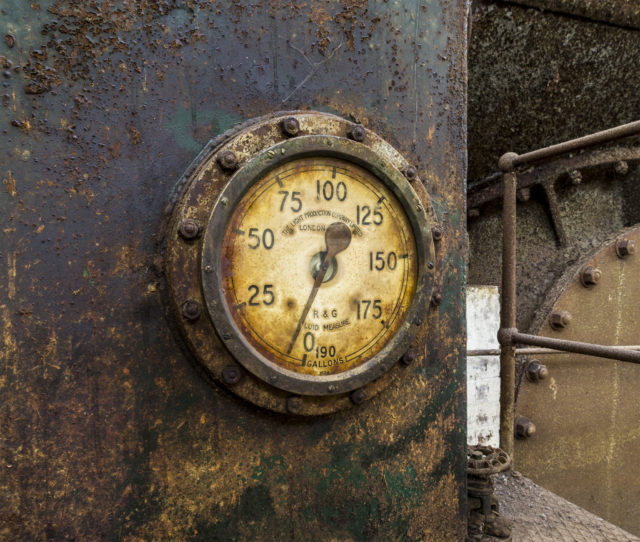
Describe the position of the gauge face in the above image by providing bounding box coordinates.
[217,156,418,379]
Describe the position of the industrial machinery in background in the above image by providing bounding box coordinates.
[0,2,468,540]
[467,0,640,535]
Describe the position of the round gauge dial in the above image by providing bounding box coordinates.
[195,129,435,402]
[220,156,417,378]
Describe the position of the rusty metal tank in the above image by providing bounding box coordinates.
[0,2,469,540]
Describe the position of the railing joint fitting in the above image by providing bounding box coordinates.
[499,152,519,172]
[498,327,518,346]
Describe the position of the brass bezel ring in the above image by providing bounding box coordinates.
[201,135,434,396]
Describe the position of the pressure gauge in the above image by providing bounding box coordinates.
[166,112,437,414]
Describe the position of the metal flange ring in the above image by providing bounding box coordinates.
[164,110,438,414]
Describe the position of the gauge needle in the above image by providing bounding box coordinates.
[286,221,352,355]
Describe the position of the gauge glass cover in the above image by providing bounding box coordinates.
[218,156,418,378]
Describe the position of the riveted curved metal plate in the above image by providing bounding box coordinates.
[165,111,437,414]
[515,225,640,535]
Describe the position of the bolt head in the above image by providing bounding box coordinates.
[286,396,303,413]
[281,117,300,137]
[401,351,415,366]
[181,299,201,321]
[526,360,549,382]
[614,160,629,176]
[616,239,636,258]
[404,165,418,181]
[568,169,582,185]
[217,150,239,171]
[178,218,200,240]
[431,292,442,306]
[350,388,367,405]
[347,124,366,142]
[222,365,242,385]
[431,226,443,241]
[549,310,571,330]
[515,416,536,439]
[580,266,601,287]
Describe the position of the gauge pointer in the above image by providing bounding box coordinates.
[286,222,352,355]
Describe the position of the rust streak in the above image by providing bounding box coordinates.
[0,304,17,383]
[2,171,17,197]
[7,252,16,301]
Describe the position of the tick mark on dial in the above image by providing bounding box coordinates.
[275,174,283,187]
[236,302,247,309]
[236,229,245,235]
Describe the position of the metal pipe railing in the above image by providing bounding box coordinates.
[468,346,640,357]
[509,120,640,168]
[497,120,640,457]
[499,169,518,457]
[510,332,640,364]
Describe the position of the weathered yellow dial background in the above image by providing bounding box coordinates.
[220,157,417,376]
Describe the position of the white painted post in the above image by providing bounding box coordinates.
[466,286,501,447]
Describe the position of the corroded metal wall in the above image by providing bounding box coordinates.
[0,1,469,540]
